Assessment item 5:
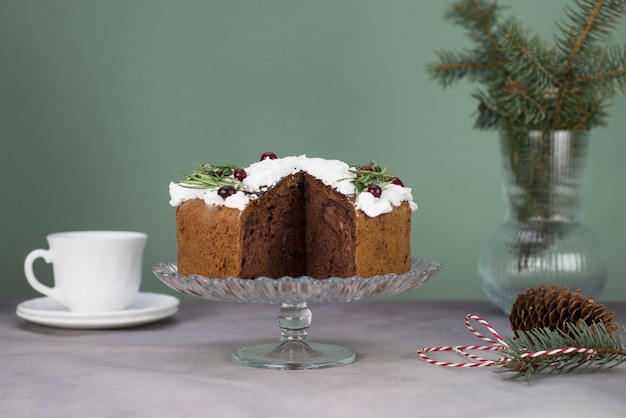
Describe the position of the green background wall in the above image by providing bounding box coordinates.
[2,0,625,303]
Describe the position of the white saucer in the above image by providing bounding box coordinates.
[16,292,180,329]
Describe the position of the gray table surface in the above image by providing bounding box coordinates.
[2,298,625,417]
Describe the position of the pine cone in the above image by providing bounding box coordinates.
[509,285,618,337]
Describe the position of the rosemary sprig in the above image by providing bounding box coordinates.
[347,161,393,193]
[179,163,242,189]
[497,321,626,383]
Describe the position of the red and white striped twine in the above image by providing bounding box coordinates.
[416,314,598,368]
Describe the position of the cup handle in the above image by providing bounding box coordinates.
[24,249,60,301]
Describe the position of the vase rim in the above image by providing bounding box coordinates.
[501,129,589,134]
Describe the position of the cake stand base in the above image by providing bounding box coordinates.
[233,339,356,370]
[232,302,355,370]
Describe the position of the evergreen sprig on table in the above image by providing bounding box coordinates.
[428,0,626,135]
[498,321,626,383]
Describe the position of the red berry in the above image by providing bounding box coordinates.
[218,186,236,200]
[367,184,382,198]
[388,176,404,187]
[260,152,277,161]
[234,168,247,181]
[356,165,373,178]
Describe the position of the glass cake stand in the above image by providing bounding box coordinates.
[152,257,442,370]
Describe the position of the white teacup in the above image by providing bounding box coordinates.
[24,231,148,313]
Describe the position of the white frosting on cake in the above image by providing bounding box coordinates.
[169,155,418,217]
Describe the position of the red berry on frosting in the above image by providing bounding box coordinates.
[260,152,277,161]
[218,186,236,200]
[367,184,382,198]
[234,168,247,181]
[356,165,373,178]
[388,176,404,187]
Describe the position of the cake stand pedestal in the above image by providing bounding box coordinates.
[233,302,355,370]
[153,258,442,370]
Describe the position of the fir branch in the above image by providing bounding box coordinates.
[428,53,499,88]
[497,321,626,383]
[471,0,497,45]
[556,0,626,57]
[576,66,626,85]
[445,0,498,43]
[472,91,503,130]
[574,44,626,96]
[500,24,559,87]
[562,0,605,72]
[429,0,508,88]
[494,78,549,127]
[428,0,626,133]
[553,0,626,121]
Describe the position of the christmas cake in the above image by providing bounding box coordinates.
[169,153,417,279]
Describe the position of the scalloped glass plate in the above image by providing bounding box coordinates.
[152,257,442,304]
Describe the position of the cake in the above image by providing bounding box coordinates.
[169,153,417,279]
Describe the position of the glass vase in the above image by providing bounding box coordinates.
[478,130,608,314]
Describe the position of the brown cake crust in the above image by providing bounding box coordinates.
[176,199,244,278]
[355,202,411,277]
